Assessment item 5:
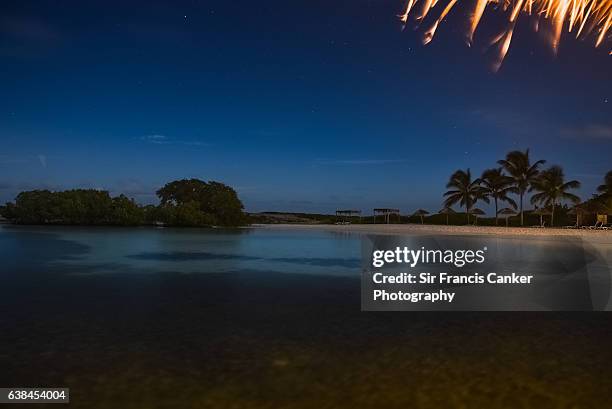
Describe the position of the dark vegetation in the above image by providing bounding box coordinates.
[1,152,610,228]
[248,212,337,224]
[249,209,580,227]
[0,179,246,227]
[249,161,611,228]
[443,150,611,227]
[248,158,611,227]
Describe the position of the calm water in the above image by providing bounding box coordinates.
[1,225,610,279]
[2,225,612,408]
[3,224,611,311]
[0,225,362,277]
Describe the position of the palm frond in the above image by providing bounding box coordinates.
[561,192,581,203]
[562,180,581,190]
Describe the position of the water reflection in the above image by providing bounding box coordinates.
[0,226,361,277]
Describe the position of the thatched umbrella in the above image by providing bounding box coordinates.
[498,207,516,227]
[533,208,552,227]
[567,206,584,227]
[412,209,430,224]
[438,207,455,225]
[471,208,485,225]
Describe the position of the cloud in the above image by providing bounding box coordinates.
[140,134,168,145]
[140,134,208,146]
[471,108,612,143]
[38,154,47,168]
[560,125,612,140]
[176,140,208,146]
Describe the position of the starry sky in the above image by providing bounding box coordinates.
[1,0,610,214]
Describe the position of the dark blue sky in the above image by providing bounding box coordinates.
[1,0,610,213]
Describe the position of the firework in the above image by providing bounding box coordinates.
[399,0,611,70]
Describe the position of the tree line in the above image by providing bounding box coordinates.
[443,149,612,227]
[0,179,246,227]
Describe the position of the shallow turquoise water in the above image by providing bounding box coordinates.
[0,225,362,276]
[2,225,611,310]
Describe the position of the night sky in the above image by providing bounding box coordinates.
[1,0,610,214]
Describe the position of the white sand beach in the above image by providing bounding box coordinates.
[253,223,612,242]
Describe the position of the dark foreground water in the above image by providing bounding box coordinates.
[1,226,612,408]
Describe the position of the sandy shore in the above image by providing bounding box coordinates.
[253,223,612,241]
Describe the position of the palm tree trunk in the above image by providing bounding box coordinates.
[420,215,424,224]
[551,202,555,227]
[520,193,524,226]
[466,204,470,225]
[446,214,449,225]
[494,197,499,226]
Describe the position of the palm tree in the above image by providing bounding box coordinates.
[412,209,429,224]
[471,208,485,225]
[498,149,546,226]
[443,169,489,224]
[480,168,516,226]
[597,170,612,198]
[530,166,581,227]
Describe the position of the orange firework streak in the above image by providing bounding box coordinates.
[399,0,611,70]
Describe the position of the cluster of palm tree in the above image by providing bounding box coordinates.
[443,149,584,227]
[598,171,612,199]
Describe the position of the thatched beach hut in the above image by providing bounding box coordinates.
[412,209,430,224]
[498,208,517,227]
